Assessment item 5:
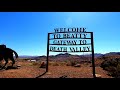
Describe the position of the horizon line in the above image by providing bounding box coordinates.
[18,51,120,56]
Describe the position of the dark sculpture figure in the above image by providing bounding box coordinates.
[0,44,18,69]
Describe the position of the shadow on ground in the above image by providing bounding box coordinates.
[35,72,47,78]
[0,65,20,70]
[5,66,19,70]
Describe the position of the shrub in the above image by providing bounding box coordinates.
[52,62,59,66]
[66,61,71,66]
[48,61,59,66]
[32,62,40,66]
[101,60,111,70]
[59,62,66,66]
[66,60,80,66]
[70,61,77,66]
[101,58,120,78]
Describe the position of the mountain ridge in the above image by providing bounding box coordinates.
[18,52,120,59]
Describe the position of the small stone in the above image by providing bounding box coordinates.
[46,72,51,75]
[17,65,21,67]
[74,64,81,67]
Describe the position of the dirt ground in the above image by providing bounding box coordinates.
[0,61,113,78]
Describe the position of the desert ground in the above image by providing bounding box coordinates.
[0,60,112,78]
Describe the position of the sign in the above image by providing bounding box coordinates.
[46,27,96,78]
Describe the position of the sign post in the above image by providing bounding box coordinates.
[46,27,96,78]
[46,33,50,72]
[91,32,96,78]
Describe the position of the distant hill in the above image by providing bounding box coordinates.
[89,53,104,57]
[18,53,103,58]
[54,53,103,57]
[105,52,120,56]
[55,53,72,57]
[18,55,38,59]
[32,53,104,61]
[18,52,120,61]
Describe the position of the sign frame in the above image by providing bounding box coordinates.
[46,31,96,78]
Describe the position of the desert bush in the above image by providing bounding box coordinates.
[24,58,30,60]
[48,62,53,66]
[49,61,59,66]
[66,61,71,66]
[101,60,111,70]
[101,58,120,78]
[48,61,67,66]
[70,61,77,66]
[30,62,41,66]
[58,62,66,66]
[32,62,38,66]
[52,62,59,66]
[66,60,80,66]
[107,65,120,77]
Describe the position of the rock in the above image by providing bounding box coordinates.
[95,74,102,78]
[59,75,67,78]
[46,72,52,75]
[74,64,81,67]
[17,65,21,67]
[92,74,102,78]
[40,61,46,68]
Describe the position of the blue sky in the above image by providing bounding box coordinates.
[0,12,120,56]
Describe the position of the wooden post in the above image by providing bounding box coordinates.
[91,32,96,78]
